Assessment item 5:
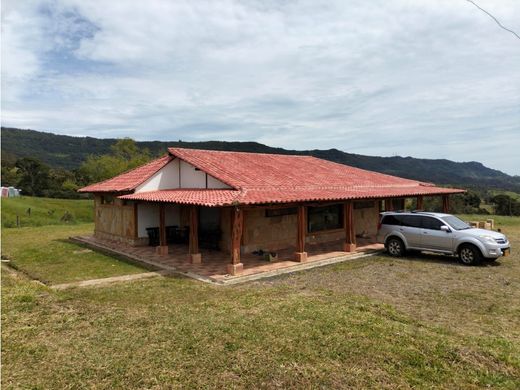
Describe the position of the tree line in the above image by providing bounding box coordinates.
[2,138,520,216]
[1,139,152,199]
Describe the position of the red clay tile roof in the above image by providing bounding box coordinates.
[78,155,172,193]
[119,185,462,207]
[119,189,240,206]
[167,147,432,190]
[81,147,465,204]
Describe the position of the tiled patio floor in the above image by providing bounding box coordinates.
[72,235,383,284]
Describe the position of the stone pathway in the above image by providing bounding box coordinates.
[50,270,172,290]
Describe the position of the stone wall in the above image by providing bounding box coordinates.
[94,194,137,244]
[353,202,379,236]
[242,208,298,253]
[239,201,380,254]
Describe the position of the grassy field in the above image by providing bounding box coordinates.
[1,224,146,284]
[1,198,146,284]
[1,196,93,228]
[2,210,520,388]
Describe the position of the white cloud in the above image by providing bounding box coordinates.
[1,0,520,174]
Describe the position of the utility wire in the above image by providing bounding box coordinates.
[465,0,520,41]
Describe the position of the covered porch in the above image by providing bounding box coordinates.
[86,193,453,281]
[73,234,383,284]
[136,194,451,275]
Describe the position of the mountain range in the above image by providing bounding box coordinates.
[2,127,519,192]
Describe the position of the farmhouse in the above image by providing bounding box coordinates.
[79,148,464,276]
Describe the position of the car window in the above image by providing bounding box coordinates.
[440,215,470,230]
[400,215,422,228]
[382,215,401,225]
[421,216,443,230]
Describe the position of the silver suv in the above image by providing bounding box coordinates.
[377,212,510,265]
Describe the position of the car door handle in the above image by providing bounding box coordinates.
[422,231,428,234]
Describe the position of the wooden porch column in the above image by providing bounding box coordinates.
[416,196,424,210]
[385,198,394,211]
[344,201,356,252]
[189,206,202,264]
[442,195,450,213]
[227,207,244,275]
[156,203,168,255]
[295,205,307,262]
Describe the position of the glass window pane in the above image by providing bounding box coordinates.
[308,204,343,232]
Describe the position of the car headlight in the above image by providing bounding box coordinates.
[479,235,496,244]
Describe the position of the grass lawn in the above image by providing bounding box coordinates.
[1,196,93,228]
[1,224,146,284]
[2,215,520,388]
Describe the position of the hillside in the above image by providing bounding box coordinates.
[2,127,519,191]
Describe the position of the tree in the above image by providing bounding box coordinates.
[79,138,151,183]
[1,165,21,187]
[15,158,50,196]
[45,168,81,198]
[463,191,481,209]
[491,194,520,216]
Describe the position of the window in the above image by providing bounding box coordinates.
[441,215,470,231]
[307,204,343,233]
[265,207,297,218]
[382,215,401,226]
[400,215,422,228]
[421,217,443,230]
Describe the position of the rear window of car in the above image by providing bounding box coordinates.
[382,214,425,228]
[381,215,401,225]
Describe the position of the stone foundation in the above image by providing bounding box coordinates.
[190,253,202,264]
[227,263,244,275]
[155,245,168,255]
[295,252,308,262]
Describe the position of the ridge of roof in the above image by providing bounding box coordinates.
[168,147,312,158]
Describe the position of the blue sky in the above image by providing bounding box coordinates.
[2,0,520,175]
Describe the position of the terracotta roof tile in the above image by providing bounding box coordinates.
[81,147,465,204]
[119,189,240,206]
[119,185,463,207]
[167,147,429,190]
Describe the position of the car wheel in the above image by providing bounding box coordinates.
[386,237,404,257]
[458,244,482,265]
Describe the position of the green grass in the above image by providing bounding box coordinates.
[2,215,520,388]
[457,213,519,228]
[1,196,93,228]
[1,224,146,284]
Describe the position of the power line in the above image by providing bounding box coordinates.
[465,0,520,41]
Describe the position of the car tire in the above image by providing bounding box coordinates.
[458,244,482,265]
[386,237,405,257]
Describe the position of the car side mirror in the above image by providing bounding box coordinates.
[440,225,451,233]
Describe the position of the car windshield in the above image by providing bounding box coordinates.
[441,215,471,230]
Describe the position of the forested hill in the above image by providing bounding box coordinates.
[2,127,519,192]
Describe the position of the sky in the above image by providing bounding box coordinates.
[1,0,520,175]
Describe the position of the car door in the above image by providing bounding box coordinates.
[420,216,453,251]
[399,215,423,248]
